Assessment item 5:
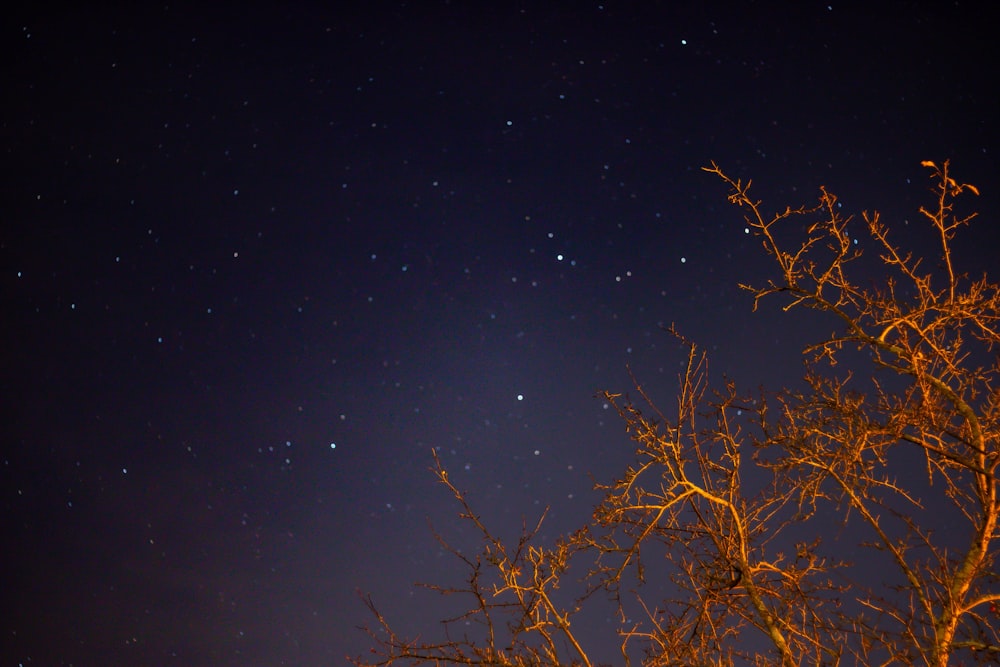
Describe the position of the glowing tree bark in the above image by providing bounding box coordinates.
[354,161,998,666]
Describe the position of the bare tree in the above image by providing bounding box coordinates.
[352,161,999,666]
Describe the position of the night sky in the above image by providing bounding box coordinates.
[3,3,997,665]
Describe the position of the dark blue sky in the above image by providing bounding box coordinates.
[3,2,997,665]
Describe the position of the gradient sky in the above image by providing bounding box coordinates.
[3,3,997,665]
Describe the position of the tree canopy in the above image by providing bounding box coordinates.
[353,161,998,666]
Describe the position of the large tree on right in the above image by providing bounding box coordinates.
[355,161,1000,666]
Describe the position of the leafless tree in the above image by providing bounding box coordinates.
[353,160,999,666]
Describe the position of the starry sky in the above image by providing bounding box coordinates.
[2,2,997,665]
